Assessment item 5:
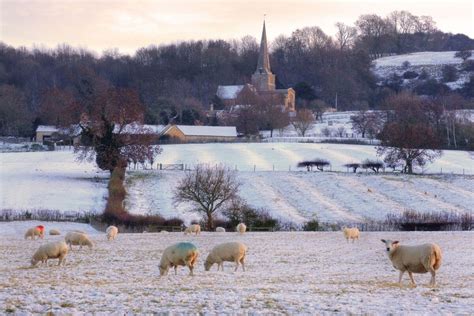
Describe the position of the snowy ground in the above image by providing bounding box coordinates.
[127,171,474,224]
[0,221,472,314]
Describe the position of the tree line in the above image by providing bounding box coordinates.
[1,10,474,137]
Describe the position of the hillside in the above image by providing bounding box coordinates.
[373,51,474,89]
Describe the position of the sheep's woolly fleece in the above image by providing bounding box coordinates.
[0,222,472,314]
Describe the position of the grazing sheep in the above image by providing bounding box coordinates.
[24,227,44,240]
[160,230,169,234]
[184,224,201,235]
[49,229,61,236]
[31,241,68,267]
[236,223,247,234]
[204,242,247,272]
[159,242,199,276]
[215,227,226,233]
[106,226,118,241]
[381,239,442,286]
[65,232,93,250]
[342,227,360,242]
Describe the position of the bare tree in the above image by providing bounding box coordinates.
[344,163,361,173]
[336,126,346,137]
[351,110,385,138]
[174,165,241,230]
[335,22,358,50]
[321,126,332,137]
[292,109,314,136]
[361,159,384,173]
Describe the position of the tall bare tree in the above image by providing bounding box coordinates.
[291,109,314,136]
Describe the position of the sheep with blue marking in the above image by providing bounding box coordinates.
[159,242,199,276]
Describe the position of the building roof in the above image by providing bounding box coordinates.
[114,123,166,134]
[36,125,59,133]
[174,125,237,137]
[216,85,245,100]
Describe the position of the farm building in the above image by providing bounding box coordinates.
[161,125,237,142]
[35,125,81,145]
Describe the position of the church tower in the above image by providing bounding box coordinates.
[251,21,276,92]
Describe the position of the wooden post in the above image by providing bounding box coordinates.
[254,165,256,172]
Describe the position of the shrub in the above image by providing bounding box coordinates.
[303,219,320,231]
[402,60,411,69]
[223,199,279,229]
[385,210,473,231]
[462,60,474,71]
[442,65,459,82]
[418,69,430,80]
[403,71,419,79]
[361,159,384,173]
[344,163,361,173]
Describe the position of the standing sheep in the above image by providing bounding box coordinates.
[381,239,442,286]
[106,226,118,240]
[215,227,226,233]
[342,227,360,242]
[184,224,201,235]
[65,232,94,250]
[204,242,247,272]
[236,223,247,234]
[24,227,44,240]
[31,241,68,267]
[159,242,199,276]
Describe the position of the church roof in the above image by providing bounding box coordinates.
[216,85,245,99]
[255,21,272,75]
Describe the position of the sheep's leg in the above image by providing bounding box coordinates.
[398,270,405,285]
[188,264,194,276]
[234,260,240,272]
[408,272,416,286]
[174,266,178,275]
[429,269,436,286]
[240,258,245,272]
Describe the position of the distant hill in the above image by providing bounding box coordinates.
[372,51,474,90]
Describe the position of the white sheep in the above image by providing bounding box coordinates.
[184,224,201,235]
[236,223,247,234]
[342,227,360,242]
[381,239,442,286]
[215,227,226,233]
[204,242,247,272]
[24,227,44,240]
[160,230,169,234]
[106,226,118,241]
[159,242,199,276]
[31,241,68,267]
[65,231,93,250]
[49,229,61,236]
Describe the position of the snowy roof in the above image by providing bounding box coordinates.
[114,124,166,135]
[175,125,237,137]
[216,85,245,100]
[36,125,59,133]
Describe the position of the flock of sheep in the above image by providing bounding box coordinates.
[24,222,442,287]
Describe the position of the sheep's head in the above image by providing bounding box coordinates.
[159,265,169,276]
[381,239,399,253]
[204,258,213,271]
[30,258,39,266]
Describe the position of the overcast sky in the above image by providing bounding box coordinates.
[1,0,472,55]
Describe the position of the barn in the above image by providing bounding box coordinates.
[161,125,238,142]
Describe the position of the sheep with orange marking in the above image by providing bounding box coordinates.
[24,227,44,240]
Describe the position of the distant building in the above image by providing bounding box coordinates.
[215,21,296,112]
[161,125,237,142]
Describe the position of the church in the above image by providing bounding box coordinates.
[214,22,296,113]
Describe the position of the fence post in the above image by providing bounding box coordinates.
[159,163,162,170]
[273,164,275,171]
[254,165,256,172]
[289,165,291,171]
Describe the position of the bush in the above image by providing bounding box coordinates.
[462,60,474,71]
[402,60,411,69]
[442,65,459,82]
[344,163,361,173]
[361,159,384,173]
[223,199,279,230]
[418,69,430,80]
[403,71,418,79]
[303,219,320,231]
[385,210,473,231]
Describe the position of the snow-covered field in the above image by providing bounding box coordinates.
[1,146,473,223]
[373,51,474,90]
[0,221,472,314]
[127,170,474,224]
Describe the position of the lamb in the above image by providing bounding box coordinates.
[31,241,68,267]
[106,225,118,240]
[381,239,442,286]
[204,242,247,272]
[236,223,247,234]
[184,224,201,235]
[159,242,199,276]
[49,229,61,235]
[342,227,360,242]
[24,227,44,240]
[65,231,93,250]
[215,227,226,233]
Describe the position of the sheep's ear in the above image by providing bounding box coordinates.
[381,239,386,243]
[392,241,399,245]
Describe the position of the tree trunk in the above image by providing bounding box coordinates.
[206,212,214,231]
[406,160,413,174]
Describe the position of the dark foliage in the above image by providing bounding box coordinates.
[344,163,361,173]
[402,71,418,79]
[385,210,473,231]
[361,159,384,173]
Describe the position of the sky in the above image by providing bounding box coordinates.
[0,0,473,55]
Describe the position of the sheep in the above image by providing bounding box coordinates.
[106,225,118,240]
[31,241,68,267]
[184,224,201,235]
[24,227,44,240]
[381,239,442,286]
[159,242,199,276]
[236,223,247,234]
[65,231,93,250]
[204,242,247,272]
[342,227,360,243]
[49,229,61,236]
[367,188,373,193]
[160,230,169,234]
[215,227,226,233]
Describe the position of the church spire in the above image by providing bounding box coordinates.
[256,20,272,74]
